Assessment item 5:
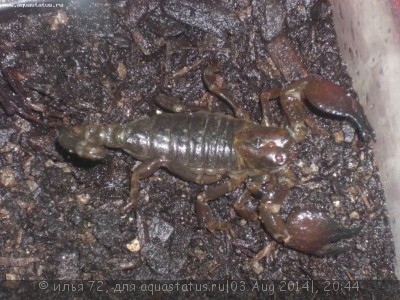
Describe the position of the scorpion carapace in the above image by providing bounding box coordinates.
[59,65,375,256]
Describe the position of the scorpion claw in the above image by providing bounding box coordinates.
[285,207,362,256]
[303,76,376,142]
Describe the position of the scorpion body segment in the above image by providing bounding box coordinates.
[59,65,374,256]
[120,113,245,172]
[60,112,292,182]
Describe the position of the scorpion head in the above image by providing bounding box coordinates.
[234,126,293,172]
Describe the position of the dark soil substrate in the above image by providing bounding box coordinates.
[0,0,396,284]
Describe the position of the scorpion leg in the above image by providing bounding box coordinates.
[258,182,291,240]
[258,182,362,255]
[277,81,309,142]
[155,94,211,113]
[233,189,259,223]
[167,163,224,185]
[129,159,169,208]
[196,174,246,234]
[233,176,268,223]
[130,158,224,208]
[259,88,282,127]
[203,64,251,120]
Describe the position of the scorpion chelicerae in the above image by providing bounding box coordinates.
[59,65,375,256]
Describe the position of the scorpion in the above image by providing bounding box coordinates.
[59,65,375,256]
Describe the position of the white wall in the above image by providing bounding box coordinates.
[330,0,400,277]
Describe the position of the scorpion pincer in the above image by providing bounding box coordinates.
[59,65,375,256]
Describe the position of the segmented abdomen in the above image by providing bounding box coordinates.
[119,112,247,171]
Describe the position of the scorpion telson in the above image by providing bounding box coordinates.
[59,65,375,256]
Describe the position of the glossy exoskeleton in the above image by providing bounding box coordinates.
[59,65,374,255]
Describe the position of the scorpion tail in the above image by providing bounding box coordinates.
[59,124,122,160]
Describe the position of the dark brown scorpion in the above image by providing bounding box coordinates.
[59,65,375,256]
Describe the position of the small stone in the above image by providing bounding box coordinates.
[117,61,127,80]
[80,231,97,244]
[334,131,344,143]
[0,208,10,219]
[331,195,342,207]
[0,168,16,188]
[252,261,264,274]
[6,273,18,280]
[76,194,91,205]
[239,219,247,226]
[45,160,54,167]
[126,239,141,252]
[49,10,68,30]
[26,180,39,192]
[350,211,360,219]
[342,123,356,143]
